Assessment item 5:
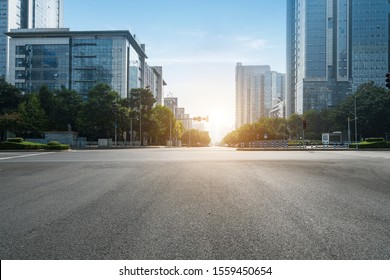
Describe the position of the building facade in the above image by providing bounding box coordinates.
[286,0,389,116]
[350,0,389,92]
[144,64,166,105]
[6,28,147,98]
[0,0,63,77]
[235,63,285,129]
[164,97,178,117]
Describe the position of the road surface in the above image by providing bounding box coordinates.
[0,147,389,259]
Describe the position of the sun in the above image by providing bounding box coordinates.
[209,110,230,129]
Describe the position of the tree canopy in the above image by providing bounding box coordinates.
[223,82,390,145]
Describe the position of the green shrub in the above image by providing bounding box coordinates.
[365,138,385,142]
[45,144,70,150]
[6,137,24,143]
[47,141,61,146]
[349,141,390,149]
[0,141,45,150]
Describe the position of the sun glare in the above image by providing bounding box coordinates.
[209,110,231,129]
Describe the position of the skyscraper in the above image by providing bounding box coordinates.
[350,0,389,92]
[286,0,389,116]
[0,0,63,77]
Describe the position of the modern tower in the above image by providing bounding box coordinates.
[0,0,63,77]
[350,0,389,92]
[286,0,390,116]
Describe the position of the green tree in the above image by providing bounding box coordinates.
[38,85,56,129]
[128,88,156,142]
[331,82,390,138]
[0,112,23,140]
[82,84,119,140]
[221,130,239,146]
[182,129,211,147]
[149,105,174,145]
[54,86,83,131]
[287,113,303,140]
[18,93,47,137]
[0,78,23,114]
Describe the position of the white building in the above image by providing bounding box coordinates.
[144,64,166,105]
[235,63,285,129]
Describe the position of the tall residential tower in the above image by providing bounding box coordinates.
[235,63,285,129]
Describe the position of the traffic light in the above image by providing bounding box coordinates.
[193,116,202,121]
[302,119,307,130]
[386,73,390,89]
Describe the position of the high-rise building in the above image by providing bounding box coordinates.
[235,63,285,129]
[286,0,389,116]
[6,28,147,98]
[0,0,63,77]
[351,0,389,92]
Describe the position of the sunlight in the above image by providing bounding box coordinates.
[210,110,226,129]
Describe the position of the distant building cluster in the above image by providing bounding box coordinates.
[236,0,390,129]
[1,0,166,104]
[235,63,286,129]
[164,96,194,130]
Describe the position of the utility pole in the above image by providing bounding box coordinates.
[354,97,358,149]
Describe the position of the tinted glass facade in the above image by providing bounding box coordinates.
[7,29,147,98]
[71,38,114,98]
[351,0,389,92]
[18,43,70,93]
[0,0,63,77]
[287,0,388,116]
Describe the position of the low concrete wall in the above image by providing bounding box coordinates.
[45,131,78,146]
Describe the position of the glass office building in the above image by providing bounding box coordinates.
[0,0,63,77]
[351,0,389,92]
[7,28,147,98]
[286,0,389,116]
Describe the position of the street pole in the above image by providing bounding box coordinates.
[354,97,358,149]
[169,114,172,147]
[348,117,351,144]
[139,93,142,146]
[130,118,133,146]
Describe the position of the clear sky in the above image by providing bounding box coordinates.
[64,0,286,141]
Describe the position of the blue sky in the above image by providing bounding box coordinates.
[64,0,286,140]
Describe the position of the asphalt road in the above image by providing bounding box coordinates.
[0,147,389,259]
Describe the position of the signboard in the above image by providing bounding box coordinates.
[322,133,330,145]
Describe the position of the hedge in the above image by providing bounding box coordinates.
[349,141,390,149]
[0,141,69,150]
[6,137,24,143]
[365,138,385,143]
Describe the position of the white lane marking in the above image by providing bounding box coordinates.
[0,152,54,161]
